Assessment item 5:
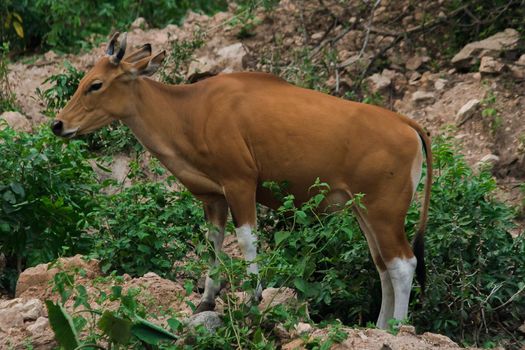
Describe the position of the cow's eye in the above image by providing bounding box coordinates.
[88,82,103,92]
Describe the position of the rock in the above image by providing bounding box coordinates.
[185,311,223,333]
[452,28,522,69]
[18,299,44,321]
[294,322,313,335]
[311,31,324,40]
[411,91,435,105]
[397,324,416,336]
[405,56,423,71]
[434,78,447,91]
[16,255,101,298]
[365,72,391,93]
[421,332,460,348]
[476,154,500,169]
[259,287,297,311]
[43,50,58,62]
[0,111,32,133]
[282,338,304,350]
[130,17,148,30]
[216,42,247,73]
[0,308,24,333]
[479,56,506,74]
[26,316,49,336]
[188,42,247,76]
[143,271,160,279]
[408,71,421,85]
[455,99,480,126]
[519,321,525,334]
[509,59,525,79]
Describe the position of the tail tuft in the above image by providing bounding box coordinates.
[412,228,426,295]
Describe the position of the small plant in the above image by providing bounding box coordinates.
[160,30,206,85]
[0,124,97,294]
[481,90,503,134]
[88,180,205,277]
[0,42,19,112]
[46,270,178,349]
[37,61,84,116]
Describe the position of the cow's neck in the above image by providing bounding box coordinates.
[122,78,197,178]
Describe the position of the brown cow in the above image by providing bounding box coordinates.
[51,33,432,328]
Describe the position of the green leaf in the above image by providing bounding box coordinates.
[9,182,25,198]
[131,316,178,345]
[274,231,291,246]
[97,311,132,345]
[45,301,80,350]
[13,20,24,38]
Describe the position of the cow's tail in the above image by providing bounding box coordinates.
[405,118,432,294]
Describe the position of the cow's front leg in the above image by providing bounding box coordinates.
[195,197,229,313]
[225,182,263,302]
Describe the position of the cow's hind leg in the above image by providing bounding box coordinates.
[195,197,229,313]
[367,203,416,324]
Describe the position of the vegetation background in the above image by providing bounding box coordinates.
[1,0,524,349]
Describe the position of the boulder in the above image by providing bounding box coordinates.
[184,311,223,333]
[455,99,480,126]
[16,255,101,298]
[130,17,148,30]
[26,316,50,337]
[452,28,522,69]
[188,42,247,76]
[259,287,297,311]
[0,308,24,333]
[479,56,506,74]
[0,111,32,133]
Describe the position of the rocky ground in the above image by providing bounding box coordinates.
[1,255,484,349]
[1,0,525,348]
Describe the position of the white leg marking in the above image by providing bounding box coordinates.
[201,227,224,303]
[388,257,417,321]
[236,224,262,298]
[376,270,395,329]
[411,130,424,199]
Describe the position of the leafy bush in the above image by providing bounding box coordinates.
[253,136,524,348]
[411,137,525,348]
[2,0,228,53]
[0,125,97,293]
[0,42,19,113]
[88,180,205,277]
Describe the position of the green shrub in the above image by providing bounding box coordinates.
[0,125,97,293]
[2,0,228,53]
[254,136,524,348]
[411,137,525,348]
[88,180,205,277]
[0,42,19,113]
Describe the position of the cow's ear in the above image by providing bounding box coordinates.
[130,50,166,76]
[124,43,152,63]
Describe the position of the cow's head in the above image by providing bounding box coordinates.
[51,32,166,137]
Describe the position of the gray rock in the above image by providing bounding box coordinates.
[26,316,49,336]
[18,299,44,321]
[365,72,391,93]
[476,154,500,170]
[411,91,435,105]
[0,111,32,133]
[130,17,148,30]
[185,311,223,333]
[0,308,24,333]
[479,56,506,74]
[452,28,521,69]
[455,99,480,126]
